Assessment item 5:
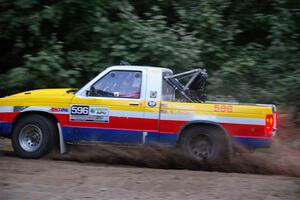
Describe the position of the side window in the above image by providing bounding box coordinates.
[90,70,142,99]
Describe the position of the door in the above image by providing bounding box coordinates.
[68,70,147,144]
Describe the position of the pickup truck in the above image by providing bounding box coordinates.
[0,65,278,163]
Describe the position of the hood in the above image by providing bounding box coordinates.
[3,88,77,99]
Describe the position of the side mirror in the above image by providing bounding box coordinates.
[88,85,96,96]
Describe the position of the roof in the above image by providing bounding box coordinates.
[108,65,172,72]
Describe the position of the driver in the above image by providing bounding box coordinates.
[119,72,141,98]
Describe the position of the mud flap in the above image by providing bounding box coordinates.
[57,123,66,154]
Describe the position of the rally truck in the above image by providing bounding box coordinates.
[0,65,278,163]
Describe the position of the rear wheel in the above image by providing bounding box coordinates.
[179,126,229,164]
[12,114,57,159]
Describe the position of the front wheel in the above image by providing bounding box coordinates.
[179,126,230,164]
[12,114,57,159]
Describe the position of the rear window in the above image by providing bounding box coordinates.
[162,72,175,101]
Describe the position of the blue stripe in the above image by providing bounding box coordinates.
[62,126,167,145]
[232,137,272,149]
[0,122,12,137]
[61,126,272,149]
[159,133,178,145]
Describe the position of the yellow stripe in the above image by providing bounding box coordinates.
[161,101,272,119]
[0,100,70,108]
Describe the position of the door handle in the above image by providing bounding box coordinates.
[129,102,140,106]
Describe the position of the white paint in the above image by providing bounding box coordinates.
[142,131,148,144]
[160,113,265,125]
[0,105,265,126]
[22,106,52,113]
[0,106,13,113]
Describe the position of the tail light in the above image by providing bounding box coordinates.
[274,112,278,128]
[265,114,274,135]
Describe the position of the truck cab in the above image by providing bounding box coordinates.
[68,66,171,144]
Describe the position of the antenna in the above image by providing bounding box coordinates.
[120,60,130,65]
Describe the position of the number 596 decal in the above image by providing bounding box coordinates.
[214,105,233,113]
[71,105,89,115]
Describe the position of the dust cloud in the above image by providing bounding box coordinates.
[53,112,300,177]
[52,138,300,177]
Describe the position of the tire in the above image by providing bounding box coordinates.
[179,126,229,164]
[11,114,57,159]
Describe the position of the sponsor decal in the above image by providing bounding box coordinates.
[148,101,157,107]
[50,107,68,113]
[113,92,120,97]
[149,69,160,74]
[70,105,109,123]
[161,104,168,108]
[214,105,233,113]
[150,91,157,98]
[89,106,109,116]
[71,105,89,115]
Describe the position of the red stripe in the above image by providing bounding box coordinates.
[55,114,159,132]
[159,119,270,138]
[221,123,268,138]
[159,120,185,133]
[0,112,19,122]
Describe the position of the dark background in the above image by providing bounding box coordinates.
[0,0,299,122]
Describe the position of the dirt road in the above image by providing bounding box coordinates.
[0,139,300,200]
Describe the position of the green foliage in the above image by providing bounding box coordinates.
[0,0,299,120]
[1,38,79,92]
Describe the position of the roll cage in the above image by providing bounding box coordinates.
[164,68,208,103]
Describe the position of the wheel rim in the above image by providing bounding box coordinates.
[189,135,213,160]
[19,124,43,152]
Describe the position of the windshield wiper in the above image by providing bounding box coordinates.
[66,89,78,94]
